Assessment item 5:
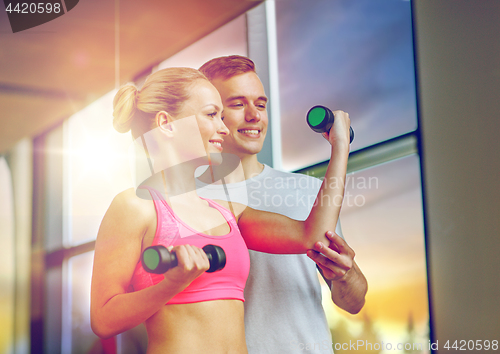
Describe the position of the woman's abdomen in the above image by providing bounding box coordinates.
[145,299,247,354]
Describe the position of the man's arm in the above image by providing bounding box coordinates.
[308,231,368,314]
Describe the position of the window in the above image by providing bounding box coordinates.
[275,0,417,171]
[64,90,134,247]
[272,0,430,352]
[326,155,429,352]
[0,157,15,354]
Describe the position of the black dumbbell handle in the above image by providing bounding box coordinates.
[142,244,226,274]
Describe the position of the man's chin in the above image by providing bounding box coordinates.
[234,141,265,156]
[244,143,265,155]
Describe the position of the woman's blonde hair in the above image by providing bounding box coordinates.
[113,67,207,139]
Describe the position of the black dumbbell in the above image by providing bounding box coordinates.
[306,105,354,143]
[141,244,226,274]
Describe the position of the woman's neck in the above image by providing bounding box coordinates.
[140,163,199,201]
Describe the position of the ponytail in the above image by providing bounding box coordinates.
[113,84,138,134]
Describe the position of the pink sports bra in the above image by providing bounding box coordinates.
[129,188,250,304]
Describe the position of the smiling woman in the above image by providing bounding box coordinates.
[90,66,354,353]
[90,67,252,353]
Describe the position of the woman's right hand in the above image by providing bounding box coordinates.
[162,245,210,290]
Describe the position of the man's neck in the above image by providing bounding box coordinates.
[239,154,265,181]
[198,153,264,184]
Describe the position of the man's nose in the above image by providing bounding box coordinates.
[245,104,261,122]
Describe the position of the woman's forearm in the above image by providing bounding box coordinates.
[303,144,349,248]
[237,111,351,253]
[237,145,349,254]
[91,278,182,338]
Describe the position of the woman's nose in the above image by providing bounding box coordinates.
[218,118,229,135]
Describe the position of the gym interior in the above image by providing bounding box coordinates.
[1,1,499,353]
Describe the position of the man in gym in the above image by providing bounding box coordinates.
[196,55,368,353]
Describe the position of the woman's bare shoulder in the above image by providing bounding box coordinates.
[100,188,156,236]
[113,188,154,214]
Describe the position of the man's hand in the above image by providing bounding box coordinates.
[307,231,354,282]
[307,231,367,314]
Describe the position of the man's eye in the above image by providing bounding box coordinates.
[208,112,217,117]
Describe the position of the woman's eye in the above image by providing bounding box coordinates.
[208,112,217,117]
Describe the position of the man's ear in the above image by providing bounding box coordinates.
[155,111,174,135]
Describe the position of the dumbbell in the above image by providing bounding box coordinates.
[306,105,354,143]
[141,244,226,274]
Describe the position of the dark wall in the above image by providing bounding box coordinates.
[413,0,500,349]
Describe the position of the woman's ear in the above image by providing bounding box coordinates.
[156,111,174,135]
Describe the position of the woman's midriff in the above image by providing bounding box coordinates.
[144,299,247,354]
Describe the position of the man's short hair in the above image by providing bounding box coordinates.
[199,55,256,82]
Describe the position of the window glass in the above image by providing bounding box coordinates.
[45,267,62,354]
[65,90,134,246]
[276,0,417,171]
[44,123,64,251]
[64,252,99,354]
[322,155,429,353]
[0,157,15,354]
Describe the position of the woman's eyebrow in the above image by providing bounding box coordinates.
[203,104,222,111]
